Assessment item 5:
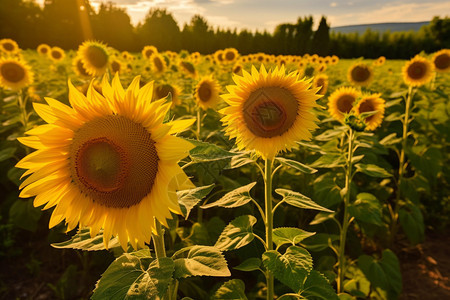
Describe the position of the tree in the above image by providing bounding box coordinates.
[312,16,330,56]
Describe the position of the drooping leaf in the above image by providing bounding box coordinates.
[311,153,345,168]
[262,246,312,293]
[172,246,230,278]
[215,215,257,251]
[348,193,383,226]
[355,164,391,178]
[211,279,247,300]
[275,157,318,174]
[52,227,121,251]
[92,251,174,300]
[201,182,257,209]
[233,258,262,272]
[178,184,215,219]
[275,189,333,212]
[272,227,316,248]
[188,139,238,162]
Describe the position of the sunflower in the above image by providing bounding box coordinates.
[224,48,239,64]
[354,93,385,131]
[110,58,125,74]
[348,63,373,86]
[432,49,450,73]
[232,64,243,75]
[142,45,158,59]
[122,51,134,60]
[37,44,51,56]
[402,55,434,87]
[49,47,65,62]
[0,58,33,91]
[221,65,320,159]
[313,73,329,95]
[179,61,197,78]
[77,41,110,77]
[16,74,195,250]
[328,86,360,123]
[190,52,201,64]
[0,39,20,54]
[150,53,167,74]
[331,55,339,65]
[154,83,181,107]
[72,56,91,79]
[374,56,386,66]
[310,54,319,64]
[214,50,224,64]
[195,76,221,110]
[317,64,327,73]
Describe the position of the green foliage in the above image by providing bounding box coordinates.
[214,215,257,251]
[275,189,333,212]
[201,182,256,209]
[272,227,316,248]
[172,246,230,278]
[52,228,121,251]
[211,279,247,300]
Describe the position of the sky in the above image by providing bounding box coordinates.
[37,0,450,32]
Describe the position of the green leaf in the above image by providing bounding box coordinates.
[311,153,345,168]
[172,246,230,278]
[233,258,261,272]
[262,246,312,293]
[379,133,402,146]
[7,167,25,186]
[275,189,333,212]
[178,184,215,219]
[355,164,391,178]
[315,128,344,141]
[201,182,256,209]
[301,233,340,252]
[300,270,338,300]
[0,147,16,162]
[379,250,402,295]
[226,153,255,169]
[275,157,318,174]
[211,279,247,300]
[214,215,257,251]
[358,255,388,290]
[348,193,382,226]
[272,227,316,248]
[92,251,174,300]
[52,227,121,251]
[278,294,305,300]
[9,198,42,232]
[399,203,424,245]
[188,139,238,162]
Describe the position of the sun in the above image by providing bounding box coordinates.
[220,65,320,159]
[77,41,110,77]
[195,76,221,110]
[0,58,34,91]
[354,93,385,131]
[328,86,361,123]
[16,74,196,250]
[348,63,373,86]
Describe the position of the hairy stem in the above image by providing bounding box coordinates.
[264,158,274,299]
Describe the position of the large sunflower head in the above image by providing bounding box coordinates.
[16,74,195,250]
[348,63,373,86]
[312,73,329,96]
[328,86,361,123]
[354,93,385,131]
[195,76,221,110]
[0,39,20,54]
[0,58,33,91]
[49,47,65,62]
[77,41,110,77]
[150,53,167,74]
[72,56,91,79]
[154,83,181,107]
[220,65,321,159]
[142,45,158,59]
[432,49,450,73]
[402,55,434,87]
[37,44,51,56]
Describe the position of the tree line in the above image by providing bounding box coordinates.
[1,0,449,59]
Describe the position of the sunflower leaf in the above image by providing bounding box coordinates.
[172,245,230,278]
[275,157,318,174]
[211,279,248,300]
[233,257,262,272]
[187,139,238,162]
[215,215,257,251]
[275,189,333,212]
[93,251,174,300]
[355,164,392,178]
[272,227,316,248]
[201,182,256,209]
[178,184,215,219]
[52,227,121,251]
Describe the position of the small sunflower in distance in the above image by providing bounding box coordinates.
[0,57,33,91]
[77,41,110,77]
[328,86,361,123]
[432,49,450,73]
[223,48,239,64]
[195,76,221,110]
[110,58,124,74]
[348,63,373,86]
[150,53,167,74]
[72,56,91,79]
[16,74,196,250]
[49,47,65,62]
[142,45,158,59]
[37,44,51,56]
[402,55,434,87]
[221,65,320,159]
[354,93,385,131]
[154,83,181,107]
[179,61,197,78]
[313,73,329,96]
[0,39,20,54]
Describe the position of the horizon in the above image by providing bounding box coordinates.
[34,0,450,32]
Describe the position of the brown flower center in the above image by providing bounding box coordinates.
[358,99,376,122]
[86,45,108,68]
[51,50,62,59]
[153,57,164,72]
[155,84,174,99]
[181,61,195,74]
[407,62,427,79]
[76,59,90,77]
[70,115,159,208]
[1,62,25,83]
[434,54,450,70]
[225,51,235,61]
[198,82,212,102]
[111,61,120,73]
[243,87,298,138]
[351,65,371,82]
[3,42,14,51]
[336,95,355,114]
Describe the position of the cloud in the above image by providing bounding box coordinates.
[330,2,338,7]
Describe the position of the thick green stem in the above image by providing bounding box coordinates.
[152,219,172,300]
[264,159,274,300]
[18,89,28,130]
[390,85,413,246]
[337,128,354,294]
[196,107,201,140]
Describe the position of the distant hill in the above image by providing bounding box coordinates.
[331,21,429,34]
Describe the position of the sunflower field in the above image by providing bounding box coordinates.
[0,36,449,300]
